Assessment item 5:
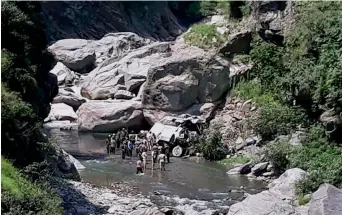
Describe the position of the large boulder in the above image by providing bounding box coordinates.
[48,32,150,73]
[81,42,171,99]
[45,103,78,122]
[48,39,96,73]
[52,89,87,110]
[226,162,253,175]
[54,149,82,181]
[142,40,231,111]
[219,30,252,56]
[49,62,78,85]
[227,191,301,215]
[43,120,78,130]
[251,162,269,176]
[308,183,342,215]
[76,100,144,132]
[268,168,308,200]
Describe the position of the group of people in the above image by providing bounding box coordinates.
[105,129,171,174]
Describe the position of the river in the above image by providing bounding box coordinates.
[48,129,266,214]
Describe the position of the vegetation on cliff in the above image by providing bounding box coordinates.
[234,1,342,194]
[1,2,61,214]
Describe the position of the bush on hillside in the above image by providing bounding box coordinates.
[198,131,225,161]
[184,24,225,49]
[1,158,63,215]
[264,141,293,175]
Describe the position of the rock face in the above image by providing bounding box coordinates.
[41,1,185,43]
[76,100,144,132]
[45,103,78,122]
[228,168,308,215]
[52,89,87,110]
[114,90,135,100]
[219,30,252,56]
[50,62,77,85]
[268,168,308,200]
[308,183,342,215]
[142,40,231,111]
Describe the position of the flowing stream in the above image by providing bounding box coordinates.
[48,129,266,214]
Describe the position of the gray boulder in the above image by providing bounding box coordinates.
[81,42,170,99]
[219,30,252,56]
[114,90,135,100]
[129,207,164,215]
[251,162,269,176]
[142,40,231,111]
[52,89,87,110]
[268,168,308,200]
[76,100,144,132]
[308,183,342,215]
[227,191,301,215]
[45,103,78,122]
[54,149,82,181]
[227,162,253,175]
[50,62,77,85]
[43,120,78,130]
[48,39,96,73]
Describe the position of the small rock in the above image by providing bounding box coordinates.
[251,106,257,111]
[251,162,269,176]
[262,171,274,177]
[244,137,256,146]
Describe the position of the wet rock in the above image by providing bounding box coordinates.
[251,162,269,176]
[114,90,135,100]
[262,171,274,177]
[308,183,342,215]
[43,120,78,130]
[50,62,77,85]
[226,162,253,175]
[52,89,86,110]
[55,149,81,181]
[268,168,308,200]
[77,100,144,132]
[44,103,78,122]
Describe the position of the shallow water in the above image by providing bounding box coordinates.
[48,130,266,213]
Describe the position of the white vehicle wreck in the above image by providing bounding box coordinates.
[149,114,206,157]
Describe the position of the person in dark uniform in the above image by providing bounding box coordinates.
[164,143,170,163]
[121,144,126,159]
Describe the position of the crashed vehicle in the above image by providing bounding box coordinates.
[149,114,206,157]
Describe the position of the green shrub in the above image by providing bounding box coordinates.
[297,194,311,206]
[255,103,304,140]
[184,24,225,49]
[1,158,63,214]
[198,131,225,161]
[234,54,251,64]
[264,141,293,175]
[239,5,251,17]
[216,1,230,18]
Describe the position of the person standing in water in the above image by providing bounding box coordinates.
[141,149,147,171]
[136,159,143,174]
[121,144,126,159]
[164,143,170,163]
[158,151,167,171]
[127,139,133,157]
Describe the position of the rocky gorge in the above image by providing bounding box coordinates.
[36,1,342,215]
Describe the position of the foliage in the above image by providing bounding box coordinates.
[184,24,225,50]
[1,158,63,215]
[297,194,311,206]
[265,141,293,175]
[265,126,342,194]
[234,54,251,64]
[1,2,57,166]
[198,131,225,161]
[216,1,230,18]
[218,156,252,166]
[239,5,251,17]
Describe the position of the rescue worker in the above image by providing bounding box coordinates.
[106,135,111,154]
[152,145,158,168]
[136,159,143,174]
[158,151,167,171]
[110,134,116,155]
[121,144,126,159]
[164,143,170,163]
[127,139,133,157]
[141,149,147,171]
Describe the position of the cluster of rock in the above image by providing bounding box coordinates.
[52,180,182,215]
[44,31,252,132]
[228,168,342,215]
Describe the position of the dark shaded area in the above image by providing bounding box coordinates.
[229,1,244,19]
[41,1,192,44]
[258,1,287,13]
[50,179,108,215]
[257,29,284,46]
